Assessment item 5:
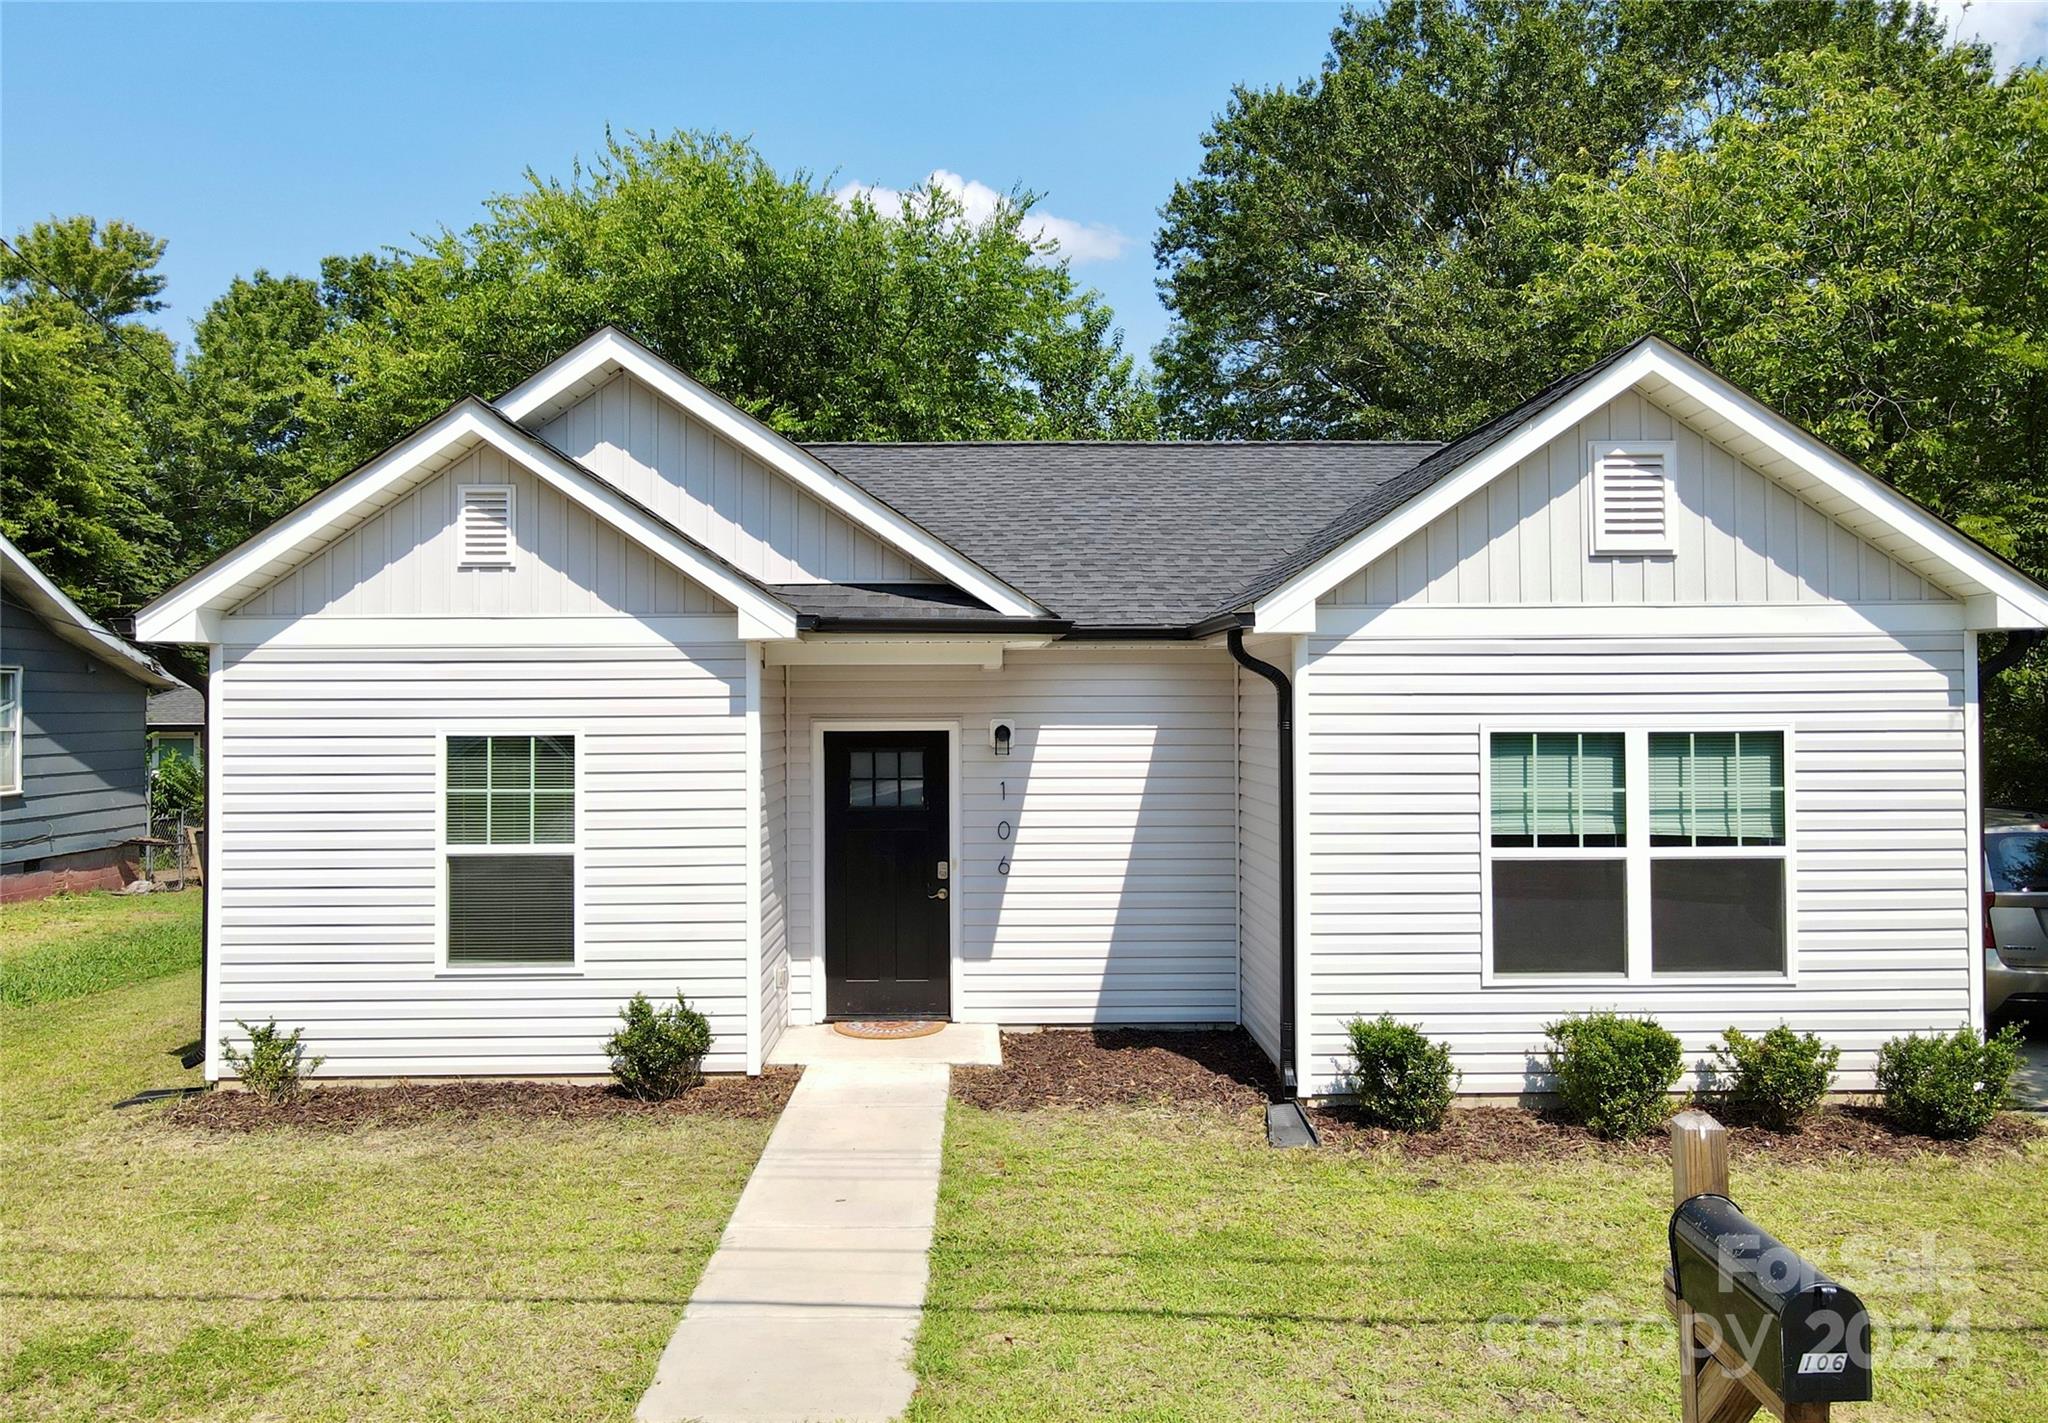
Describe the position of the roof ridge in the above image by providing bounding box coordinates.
[802,439,1446,449]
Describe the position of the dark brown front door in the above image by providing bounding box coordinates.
[824,731,950,1018]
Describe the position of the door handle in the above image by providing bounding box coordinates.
[928,888,948,900]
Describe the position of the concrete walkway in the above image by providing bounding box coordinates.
[638,1029,996,1423]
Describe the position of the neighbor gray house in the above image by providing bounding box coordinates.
[2,535,180,900]
[133,330,2048,1100]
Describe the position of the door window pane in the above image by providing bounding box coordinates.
[1492,860,1627,975]
[848,744,927,809]
[1651,859,1785,973]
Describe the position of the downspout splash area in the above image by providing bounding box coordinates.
[1227,627,1318,1149]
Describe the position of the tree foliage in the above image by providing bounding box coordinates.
[0,130,1153,616]
[1157,0,2048,800]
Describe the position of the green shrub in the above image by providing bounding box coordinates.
[1709,1025,1840,1129]
[605,992,713,1100]
[1875,1024,2024,1140]
[150,753,204,824]
[1544,1011,1685,1139]
[220,1020,322,1099]
[1344,1014,1458,1130]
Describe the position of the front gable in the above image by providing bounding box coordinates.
[539,371,928,585]
[1324,386,1950,610]
[233,445,728,620]
[1251,338,2048,633]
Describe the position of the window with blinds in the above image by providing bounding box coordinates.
[1589,443,1675,555]
[1485,728,1792,981]
[1490,732,1625,848]
[459,484,515,568]
[0,668,19,796]
[445,734,575,966]
[1649,732,1783,846]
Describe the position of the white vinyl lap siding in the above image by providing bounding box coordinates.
[1324,389,1942,608]
[1300,626,1972,1097]
[211,640,752,1078]
[542,372,930,585]
[1236,653,1284,1062]
[783,648,1239,1025]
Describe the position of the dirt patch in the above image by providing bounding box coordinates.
[168,1069,801,1133]
[952,1029,1275,1112]
[1311,1102,2044,1165]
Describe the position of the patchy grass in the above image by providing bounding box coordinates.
[0,890,202,1007]
[1,955,780,1420]
[911,1103,2048,1422]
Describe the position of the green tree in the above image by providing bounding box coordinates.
[1154,0,1947,438]
[0,218,177,612]
[291,130,1151,479]
[1535,47,2048,797]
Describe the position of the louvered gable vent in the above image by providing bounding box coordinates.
[459,484,515,568]
[1589,442,1676,555]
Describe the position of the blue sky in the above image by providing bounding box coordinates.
[5,2,2043,367]
[1,1,1349,363]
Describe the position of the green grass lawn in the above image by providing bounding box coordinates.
[912,1103,2048,1422]
[0,893,779,1422]
[1,890,205,1007]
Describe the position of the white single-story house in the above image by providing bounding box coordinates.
[134,329,2048,1100]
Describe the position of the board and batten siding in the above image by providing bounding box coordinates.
[1324,389,1944,608]
[782,648,1239,1025]
[0,596,152,866]
[541,372,931,586]
[234,451,724,619]
[210,637,753,1077]
[759,662,791,1061]
[1235,650,1285,1063]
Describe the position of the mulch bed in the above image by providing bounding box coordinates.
[167,1068,801,1133]
[952,1028,1275,1113]
[951,1029,2042,1163]
[1313,1102,2043,1165]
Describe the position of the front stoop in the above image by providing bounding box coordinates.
[635,1062,950,1423]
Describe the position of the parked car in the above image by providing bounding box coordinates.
[1985,809,2048,1025]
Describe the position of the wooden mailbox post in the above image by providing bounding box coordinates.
[1665,1110,1871,1423]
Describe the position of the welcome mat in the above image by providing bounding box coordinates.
[832,1020,946,1041]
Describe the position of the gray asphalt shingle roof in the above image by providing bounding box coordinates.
[147,684,206,728]
[804,441,1440,629]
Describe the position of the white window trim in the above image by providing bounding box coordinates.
[0,666,20,796]
[434,725,584,976]
[1478,718,1797,988]
[1587,439,1678,557]
[148,732,200,768]
[457,482,517,570]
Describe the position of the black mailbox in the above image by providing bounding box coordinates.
[1669,1193,1873,1405]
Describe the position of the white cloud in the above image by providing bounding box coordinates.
[1934,0,2048,70]
[832,169,1131,264]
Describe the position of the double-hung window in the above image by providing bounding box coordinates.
[1485,728,1790,982]
[443,733,577,968]
[0,668,19,796]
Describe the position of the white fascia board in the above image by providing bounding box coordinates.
[1253,339,2048,632]
[134,401,799,645]
[764,636,1056,670]
[0,534,179,687]
[497,329,1048,620]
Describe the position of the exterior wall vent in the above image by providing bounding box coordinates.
[1589,442,1677,556]
[459,484,516,569]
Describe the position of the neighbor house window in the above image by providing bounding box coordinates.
[1486,729,1791,982]
[444,734,576,966]
[0,668,19,796]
